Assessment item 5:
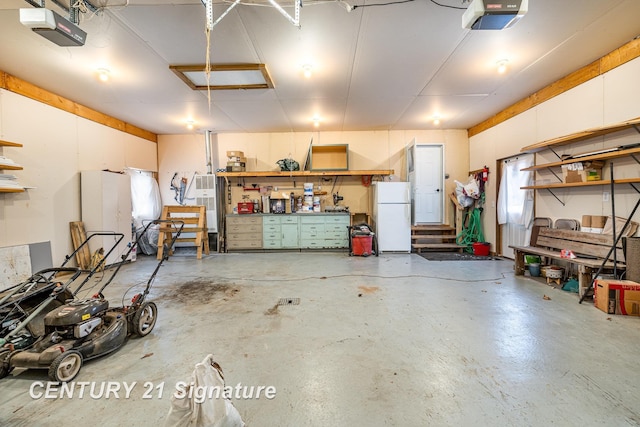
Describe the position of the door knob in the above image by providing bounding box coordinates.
[436,189,440,192]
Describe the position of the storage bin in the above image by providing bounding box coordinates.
[472,242,490,256]
[309,144,349,170]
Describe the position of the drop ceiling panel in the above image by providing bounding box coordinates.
[114,4,259,64]
[235,4,358,100]
[215,98,291,131]
[279,97,349,131]
[348,2,467,99]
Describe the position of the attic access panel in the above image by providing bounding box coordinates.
[170,64,274,90]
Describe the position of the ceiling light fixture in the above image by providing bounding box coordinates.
[302,64,313,78]
[433,115,441,126]
[170,64,274,90]
[312,116,321,127]
[97,68,110,82]
[186,120,195,130]
[496,59,509,74]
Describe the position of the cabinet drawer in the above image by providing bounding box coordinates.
[263,240,282,249]
[263,216,281,225]
[300,229,323,239]
[300,239,323,248]
[326,224,348,233]
[300,216,325,224]
[227,232,261,241]
[227,240,262,249]
[325,231,347,240]
[323,240,348,248]
[301,224,325,232]
[227,224,262,234]
[227,215,261,225]
[281,216,298,224]
[325,215,350,224]
[263,224,281,233]
[263,232,281,240]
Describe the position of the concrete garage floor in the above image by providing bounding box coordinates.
[2,252,640,426]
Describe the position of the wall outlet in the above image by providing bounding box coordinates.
[603,191,610,202]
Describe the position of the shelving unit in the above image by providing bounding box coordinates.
[517,118,640,302]
[520,117,640,194]
[217,170,393,178]
[520,116,640,153]
[0,139,25,193]
[522,178,640,190]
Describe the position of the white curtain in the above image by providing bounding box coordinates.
[497,155,534,227]
[127,169,162,229]
[498,154,535,255]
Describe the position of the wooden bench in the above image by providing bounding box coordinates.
[510,227,626,297]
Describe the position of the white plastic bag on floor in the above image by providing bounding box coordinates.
[164,354,245,427]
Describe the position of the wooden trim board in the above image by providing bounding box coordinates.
[0,71,157,143]
[468,38,640,137]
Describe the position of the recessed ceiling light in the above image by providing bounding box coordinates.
[97,68,110,82]
[496,59,509,74]
[302,64,313,78]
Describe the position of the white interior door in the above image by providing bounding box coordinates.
[413,144,444,224]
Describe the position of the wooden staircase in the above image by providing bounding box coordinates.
[411,225,467,253]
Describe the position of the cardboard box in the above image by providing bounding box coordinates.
[594,279,640,315]
[227,151,244,158]
[591,215,607,228]
[561,161,604,183]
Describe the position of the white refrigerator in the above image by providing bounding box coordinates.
[372,182,411,253]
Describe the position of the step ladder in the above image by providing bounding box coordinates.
[157,205,210,260]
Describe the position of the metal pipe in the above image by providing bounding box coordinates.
[610,163,617,277]
[204,130,213,174]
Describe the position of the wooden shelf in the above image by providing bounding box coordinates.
[0,140,23,148]
[522,178,640,190]
[0,164,23,171]
[522,146,640,171]
[520,116,640,153]
[1,139,25,192]
[217,169,393,178]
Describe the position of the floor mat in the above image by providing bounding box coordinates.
[417,251,500,261]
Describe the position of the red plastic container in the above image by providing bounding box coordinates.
[472,242,490,256]
[352,235,373,256]
[237,202,253,214]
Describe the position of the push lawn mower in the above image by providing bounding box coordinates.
[0,232,125,350]
[0,219,183,382]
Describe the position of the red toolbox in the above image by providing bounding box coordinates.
[237,202,253,214]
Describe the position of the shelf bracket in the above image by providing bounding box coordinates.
[630,154,640,165]
[549,147,562,160]
[632,124,640,135]
[545,188,565,206]
[548,168,563,183]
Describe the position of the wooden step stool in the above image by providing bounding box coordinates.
[157,205,210,260]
